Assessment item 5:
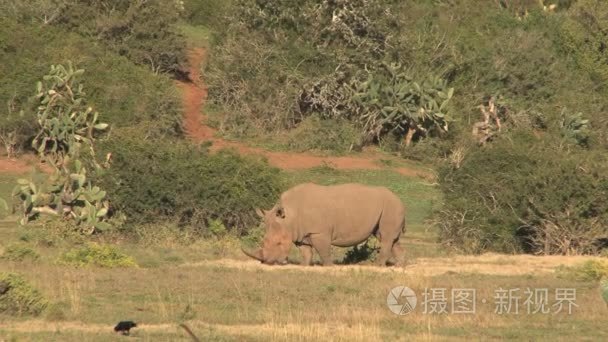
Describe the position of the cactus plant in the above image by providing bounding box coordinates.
[559,109,590,147]
[32,61,108,169]
[349,62,454,145]
[11,62,111,234]
[12,161,110,234]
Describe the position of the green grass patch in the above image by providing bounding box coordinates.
[0,172,25,217]
[58,243,138,268]
[178,22,212,49]
[1,243,39,262]
[0,272,47,316]
[556,260,608,281]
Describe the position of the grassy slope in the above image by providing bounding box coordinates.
[0,19,181,133]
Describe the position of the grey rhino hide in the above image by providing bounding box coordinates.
[244,182,406,266]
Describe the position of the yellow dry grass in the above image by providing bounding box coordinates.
[183,253,605,277]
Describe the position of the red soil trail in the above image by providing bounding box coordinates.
[179,48,434,179]
[0,154,52,174]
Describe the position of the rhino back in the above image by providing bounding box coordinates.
[280,183,400,245]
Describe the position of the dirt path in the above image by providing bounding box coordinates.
[180,253,603,277]
[0,154,52,174]
[176,48,433,179]
[0,320,380,340]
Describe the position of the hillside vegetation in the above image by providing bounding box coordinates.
[202,0,608,255]
[2,1,608,340]
[0,0,283,237]
[0,1,606,252]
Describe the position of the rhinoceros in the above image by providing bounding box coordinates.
[242,182,406,266]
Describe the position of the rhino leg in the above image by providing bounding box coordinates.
[376,240,393,266]
[298,245,313,266]
[390,243,404,266]
[310,235,333,266]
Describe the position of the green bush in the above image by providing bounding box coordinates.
[239,225,265,249]
[559,0,608,84]
[182,0,233,28]
[205,0,608,156]
[437,131,608,255]
[98,133,284,234]
[341,237,379,265]
[58,243,137,268]
[206,29,315,136]
[0,272,48,316]
[0,18,182,149]
[556,260,608,281]
[205,0,419,142]
[1,244,40,262]
[285,116,359,154]
[0,0,187,76]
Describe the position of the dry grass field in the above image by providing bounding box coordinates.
[1,167,607,341]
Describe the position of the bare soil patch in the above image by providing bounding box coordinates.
[181,253,601,277]
[0,154,52,174]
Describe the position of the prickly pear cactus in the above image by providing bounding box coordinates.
[350,62,454,143]
[560,109,590,147]
[32,61,108,168]
[12,62,111,234]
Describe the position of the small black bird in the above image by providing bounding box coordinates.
[114,321,137,335]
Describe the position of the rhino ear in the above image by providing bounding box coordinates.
[255,208,265,218]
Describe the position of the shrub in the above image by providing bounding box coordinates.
[0,0,188,76]
[285,116,359,154]
[437,131,608,255]
[205,0,458,146]
[308,64,454,145]
[341,237,379,264]
[240,225,265,249]
[205,0,608,159]
[182,0,233,28]
[207,219,228,238]
[1,244,40,262]
[0,272,48,316]
[58,243,137,268]
[0,18,182,148]
[205,29,312,136]
[556,260,608,281]
[559,0,608,85]
[98,133,284,234]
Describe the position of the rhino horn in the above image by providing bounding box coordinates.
[241,246,264,262]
